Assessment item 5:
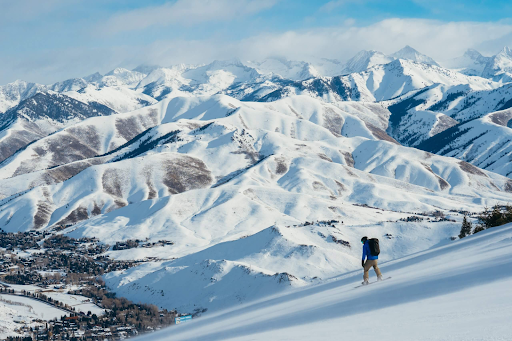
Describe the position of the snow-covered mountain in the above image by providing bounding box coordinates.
[342,50,394,74]
[0,80,46,113]
[381,82,512,169]
[481,46,512,83]
[449,48,492,76]
[259,59,497,103]
[2,49,512,325]
[391,45,440,66]
[448,47,512,83]
[0,94,511,316]
[245,58,320,81]
[417,108,512,177]
[0,92,115,164]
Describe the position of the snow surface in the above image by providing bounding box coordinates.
[141,222,512,341]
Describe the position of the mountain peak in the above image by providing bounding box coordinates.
[105,67,132,76]
[401,45,417,53]
[83,72,103,83]
[463,48,484,60]
[132,64,160,75]
[343,49,393,74]
[391,45,439,66]
[498,46,512,57]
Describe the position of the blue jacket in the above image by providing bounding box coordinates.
[362,241,378,261]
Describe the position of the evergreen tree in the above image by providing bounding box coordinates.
[459,215,472,239]
[473,224,485,234]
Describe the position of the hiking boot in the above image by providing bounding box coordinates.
[377,276,383,281]
[362,280,369,285]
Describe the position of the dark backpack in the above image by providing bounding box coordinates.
[368,238,380,256]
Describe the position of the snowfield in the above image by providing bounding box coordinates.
[141,222,512,341]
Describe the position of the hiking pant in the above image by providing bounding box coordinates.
[363,259,382,281]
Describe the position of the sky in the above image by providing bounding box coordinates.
[1,0,512,84]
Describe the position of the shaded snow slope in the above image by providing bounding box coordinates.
[0,92,116,164]
[1,95,511,232]
[417,108,512,177]
[0,102,160,182]
[383,81,512,149]
[142,222,512,341]
[260,60,497,103]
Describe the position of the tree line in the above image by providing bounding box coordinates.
[459,204,512,239]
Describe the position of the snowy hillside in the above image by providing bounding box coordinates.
[143,222,512,341]
[417,108,512,177]
[1,94,511,233]
[448,48,492,76]
[0,92,115,164]
[448,47,512,83]
[0,80,46,113]
[1,48,512,334]
[0,93,508,318]
[260,59,497,103]
[482,46,512,83]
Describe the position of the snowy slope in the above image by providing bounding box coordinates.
[63,84,157,113]
[481,46,512,83]
[0,100,162,183]
[0,92,116,164]
[342,50,394,74]
[260,59,497,103]
[382,81,512,148]
[417,108,512,177]
[141,222,512,341]
[448,47,512,83]
[390,45,440,66]
[0,80,46,113]
[448,48,492,77]
[245,58,320,81]
[104,219,461,314]
[1,94,511,232]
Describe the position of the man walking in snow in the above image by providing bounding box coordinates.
[361,236,383,285]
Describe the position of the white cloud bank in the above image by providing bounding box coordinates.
[130,18,512,68]
[99,0,278,35]
[2,18,512,84]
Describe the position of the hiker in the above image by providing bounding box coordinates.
[361,236,383,285]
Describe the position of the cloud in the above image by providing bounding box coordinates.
[319,0,364,12]
[2,18,512,84]
[99,0,278,35]
[233,18,512,63]
[0,0,71,22]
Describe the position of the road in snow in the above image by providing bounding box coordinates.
[142,223,512,341]
[0,294,64,320]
